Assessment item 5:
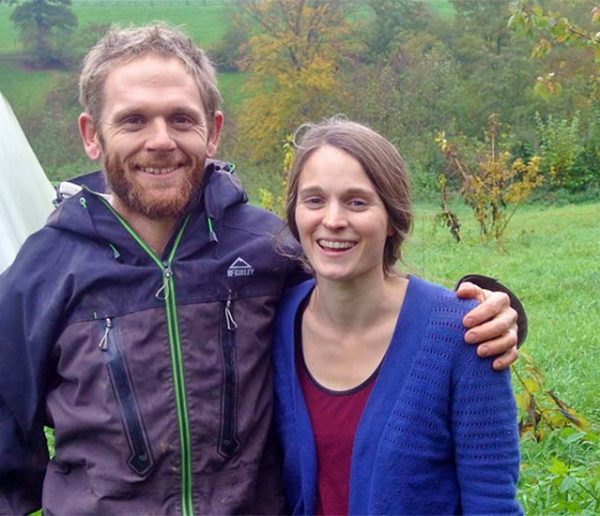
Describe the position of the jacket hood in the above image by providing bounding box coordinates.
[47,159,247,244]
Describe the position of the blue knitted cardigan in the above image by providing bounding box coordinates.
[272,276,522,515]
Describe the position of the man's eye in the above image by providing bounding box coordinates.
[172,115,194,127]
[122,116,144,128]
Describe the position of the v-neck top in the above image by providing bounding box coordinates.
[272,275,522,515]
[295,299,379,515]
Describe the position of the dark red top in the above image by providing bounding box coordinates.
[297,349,377,515]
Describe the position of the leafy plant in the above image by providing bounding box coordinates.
[535,112,583,190]
[436,114,543,241]
[512,348,600,512]
[257,135,294,216]
[509,1,600,100]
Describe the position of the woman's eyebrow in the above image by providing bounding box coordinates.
[298,185,377,197]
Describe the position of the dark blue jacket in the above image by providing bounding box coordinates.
[0,161,303,515]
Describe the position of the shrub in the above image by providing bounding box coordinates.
[436,114,543,241]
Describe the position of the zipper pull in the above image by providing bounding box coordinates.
[155,266,173,300]
[99,318,112,351]
[225,296,238,331]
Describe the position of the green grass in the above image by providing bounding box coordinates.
[402,201,600,512]
[0,0,231,54]
[0,55,67,118]
[218,71,248,112]
[0,0,233,111]
[405,202,600,417]
[70,0,229,47]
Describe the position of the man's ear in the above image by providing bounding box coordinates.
[78,113,102,161]
[207,111,224,158]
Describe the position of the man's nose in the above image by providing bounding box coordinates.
[145,119,176,151]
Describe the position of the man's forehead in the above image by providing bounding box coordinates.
[101,53,205,112]
[105,52,191,84]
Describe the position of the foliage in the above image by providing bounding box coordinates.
[451,0,513,54]
[512,350,600,512]
[3,0,599,202]
[436,115,543,240]
[406,200,600,511]
[435,174,462,242]
[509,0,600,100]
[10,0,77,67]
[519,428,600,513]
[533,108,600,192]
[362,0,429,63]
[208,9,249,72]
[234,0,356,163]
[345,31,462,188]
[535,111,582,189]
[513,351,590,440]
[257,135,294,216]
[14,71,89,181]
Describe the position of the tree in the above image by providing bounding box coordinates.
[234,0,356,163]
[363,0,429,63]
[451,0,514,54]
[346,32,462,178]
[10,0,77,67]
[437,0,540,139]
[508,1,600,100]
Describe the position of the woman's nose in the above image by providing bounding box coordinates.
[322,202,348,230]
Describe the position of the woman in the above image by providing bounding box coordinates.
[272,118,521,515]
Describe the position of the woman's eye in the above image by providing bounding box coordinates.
[303,197,324,207]
[348,198,368,209]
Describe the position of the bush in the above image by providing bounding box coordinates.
[534,111,600,193]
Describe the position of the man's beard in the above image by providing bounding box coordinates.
[103,151,205,220]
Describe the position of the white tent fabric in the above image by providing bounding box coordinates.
[0,92,56,273]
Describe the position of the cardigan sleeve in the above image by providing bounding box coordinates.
[451,351,523,514]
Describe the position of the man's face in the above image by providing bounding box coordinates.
[80,53,222,220]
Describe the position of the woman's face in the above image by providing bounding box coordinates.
[294,144,392,285]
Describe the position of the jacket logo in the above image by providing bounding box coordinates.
[227,257,255,277]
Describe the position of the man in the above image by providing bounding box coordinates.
[0,24,522,515]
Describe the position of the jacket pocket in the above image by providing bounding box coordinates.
[99,317,154,476]
[218,297,240,459]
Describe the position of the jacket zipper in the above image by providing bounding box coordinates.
[98,197,194,516]
[99,317,154,476]
[218,293,240,458]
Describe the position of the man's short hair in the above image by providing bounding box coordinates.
[79,23,221,124]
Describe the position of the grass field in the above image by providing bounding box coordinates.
[406,202,600,417]
[0,0,233,117]
[405,201,600,512]
[0,0,229,53]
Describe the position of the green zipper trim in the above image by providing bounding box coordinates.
[98,197,194,515]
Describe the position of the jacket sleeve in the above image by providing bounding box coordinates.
[0,243,59,514]
[451,350,523,515]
